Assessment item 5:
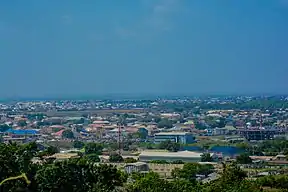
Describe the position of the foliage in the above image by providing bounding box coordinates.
[0,142,39,191]
[109,153,124,163]
[172,163,213,182]
[150,160,169,164]
[236,153,253,164]
[172,160,184,164]
[85,143,103,155]
[0,142,125,191]
[157,118,174,128]
[84,154,100,163]
[204,163,259,192]
[257,175,288,189]
[37,146,59,158]
[205,116,226,128]
[17,120,27,127]
[128,172,200,192]
[0,124,11,132]
[1,141,287,192]
[62,130,75,139]
[158,140,180,152]
[201,153,214,162]
[220,163,247,184]
[124,157,137,163]
[127,172,171,192]
[73,140,85,149]
[35,159,125,192]
[26,113,45,121]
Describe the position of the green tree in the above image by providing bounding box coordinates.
[150,160,169,164]
[172,163,214,182]
[236,153,253,164]
[204,163,256,192]
[85,154,100,163]
[128,172,200,192]
[0,124,11,132]
[0,142,40,191]
[157,118,173,128]
[124,157,137,163]
[85,143,103,155]
[109,153,124,163]
[201,153,213,162]
[17,120,27,127]
[35,159,125,192]
[158,140,180,152]
[73,140,85,149]
[221,163,247,184]
[37,146,59,158]
[172,160,184,164]
[62,130,74,139]
[127,172,171,192]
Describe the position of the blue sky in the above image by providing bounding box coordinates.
[0,0,288,98]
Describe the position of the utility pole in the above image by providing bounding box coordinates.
[118,122,122,156]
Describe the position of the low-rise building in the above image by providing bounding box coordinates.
[124,162,149,174]
[238,127,286,141]
[154,132,195,144]
[139,151,216,162]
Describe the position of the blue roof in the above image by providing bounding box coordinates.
[5,129,39,135]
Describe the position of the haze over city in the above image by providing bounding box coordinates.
[0,0,288,99]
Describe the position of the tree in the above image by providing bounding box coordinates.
[109,153,124,163]
[150,160,169,164]
[127,172,171,192]
[221,163,247,184]
[35,159,125,192]
[85,154,100,163]
[172,160,184,164]
[257,175,288,189]
[0,124,11,132]
[17,120,27,127]
[37,146,59,158]
[73,140,85,149]
[201,153,213,162]
[0,142,40,191]
[128,172,200,192]
[74,118,85,124]
[172,163,213,182]
[124,157,137,163]
[158,140,180,152]
[157,118,173,128]
[62,130,74,139]
[85,143,103,155]
[204,163,254,192]
[236,153,252,164]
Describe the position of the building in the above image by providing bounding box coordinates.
[124,162,149,174]
[238,127,286,141]
[139,151,215,162]
[4,129,40,138]
[154,132,195,144]
[213,127,229,136]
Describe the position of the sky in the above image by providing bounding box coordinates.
[0,0,288,99]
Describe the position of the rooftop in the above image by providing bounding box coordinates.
[5,129,39,135]
[155,132,191,136]
[140,150,212,158]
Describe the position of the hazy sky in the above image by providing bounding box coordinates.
[0,0,288,98]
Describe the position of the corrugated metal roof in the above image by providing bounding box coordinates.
[5,129,39,135]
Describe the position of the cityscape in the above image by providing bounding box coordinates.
[1,96,288,191]
[1,0,288,191]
